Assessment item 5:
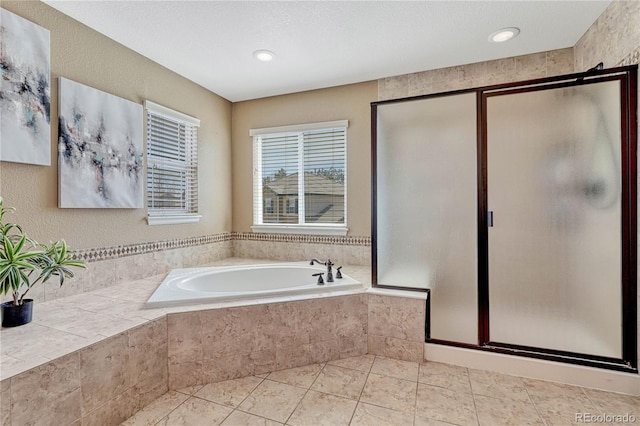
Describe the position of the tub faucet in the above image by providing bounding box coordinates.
[310,258,334,282]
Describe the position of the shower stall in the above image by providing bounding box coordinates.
[372,65,637,371]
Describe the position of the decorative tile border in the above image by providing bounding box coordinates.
[72,232,234,262]
[232,232,371,246]
[72,232,371,262]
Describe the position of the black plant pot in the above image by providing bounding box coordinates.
[1,299,33,327]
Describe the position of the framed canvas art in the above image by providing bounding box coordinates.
[0,9,51,165]
[58,78,143,208]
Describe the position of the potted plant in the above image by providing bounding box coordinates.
[0,197,86,327]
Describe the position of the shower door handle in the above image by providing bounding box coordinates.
[487,211,494,227]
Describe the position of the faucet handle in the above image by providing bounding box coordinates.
[326,259,334,267]
[336,266,343,279]
[312,272,325,285]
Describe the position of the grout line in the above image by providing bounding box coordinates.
[217,408,235,425]
[30,320,99,341]
[279,361,330,422]
[364,358,374,374]
[152,394,192,426]
[523,381,549,426]
[413,372,419,422]
[346,402,359,426]
[346,353,375,425]
[187,393,240,424]
[467,367,481,426]
[469,390,481,426]
[311,360,362,426]
[308,361,326,390]
[351,399,417,416]
[196,375,267,424]
[345,358,367,426]
[284,389,310,425]
[580,386,605,415]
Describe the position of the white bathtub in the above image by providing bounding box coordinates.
[145,263,363,308]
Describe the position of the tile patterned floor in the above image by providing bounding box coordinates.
[122,355,640,426]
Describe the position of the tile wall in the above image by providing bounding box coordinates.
[167,294,369,390]
[1,318,168,426]
[0,232,370,305]
[373,45,578,370]
[232,233,371,267]
[367,295,426,363]
[574,2,640,370]
[0,235,234,305]
[378,48,575,101]
[375,2,640,374]
[0,230,377,425]
[573,0,640,72]
[0,289,428,425]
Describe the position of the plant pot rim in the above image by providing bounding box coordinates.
[1,299,34,307]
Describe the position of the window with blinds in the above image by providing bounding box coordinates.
[251,120,348,235]
[145,101,201,225]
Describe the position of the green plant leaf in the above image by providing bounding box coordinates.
[0,200,85,299]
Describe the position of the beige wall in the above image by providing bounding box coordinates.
[231,81,377,236]
[2,0,637,255]
[0,1,232,249]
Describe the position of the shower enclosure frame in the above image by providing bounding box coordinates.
[371,65,638,372]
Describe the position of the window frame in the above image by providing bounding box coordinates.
[145,100,202,225]
[251,120,349,236]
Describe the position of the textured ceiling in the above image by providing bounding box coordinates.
[44,1,611,102]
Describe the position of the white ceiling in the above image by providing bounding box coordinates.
[44,1,611,102]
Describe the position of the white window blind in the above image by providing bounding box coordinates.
[251,120,348,235]
[145,101,201,225]
[303,128,346,224]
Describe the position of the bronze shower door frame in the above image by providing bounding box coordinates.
[371,65,638,372]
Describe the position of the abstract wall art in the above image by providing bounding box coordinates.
[58,78,143,208]
[0,9,51,165]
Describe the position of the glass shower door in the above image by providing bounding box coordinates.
[375,93,478,344]
[486,80,623,358]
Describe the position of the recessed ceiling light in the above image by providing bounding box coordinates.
[253,50,275,62]
[489,27,520,43]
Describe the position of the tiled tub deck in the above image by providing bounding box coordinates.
[0,259,428,425]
